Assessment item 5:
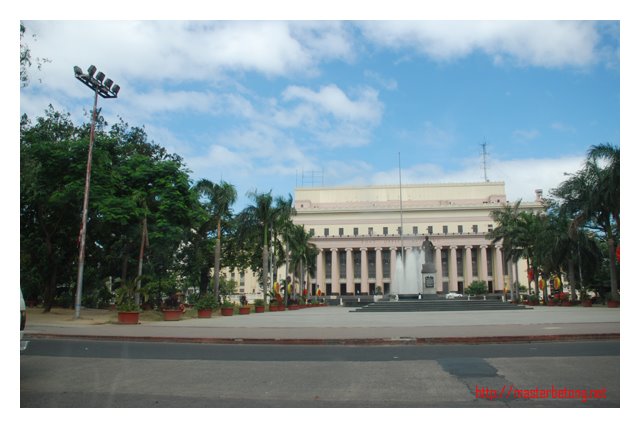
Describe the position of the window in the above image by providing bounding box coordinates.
[368,227,374,236]
[383,227,388,236]
[458,225,463,234]
[472,225,478,234]
[427,226,433,235]
[488,224,493,233]
[413,226,418,235]
[309,228,315,237]
[353,227,359,236]
[324,228,330,237]
[443,225,448,235]
[339,227,344,236]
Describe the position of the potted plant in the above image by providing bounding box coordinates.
[606,293,620,308]
[195,293,219,318]
[237,295,250,314]
[579,288,592,307]
[116,300,141,324]
[254,298,265,313]
[269,290,284,311]
[114,279,142,324]
[221,299,235,316]
[162,293,185,321]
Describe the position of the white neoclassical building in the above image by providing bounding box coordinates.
[291,181,544,296]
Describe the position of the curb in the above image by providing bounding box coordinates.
[25,332,620,346]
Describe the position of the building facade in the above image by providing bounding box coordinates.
[292,181,544,296]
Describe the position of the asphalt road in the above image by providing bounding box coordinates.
[21,339,620,408]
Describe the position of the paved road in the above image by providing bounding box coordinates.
[21,338,620,407]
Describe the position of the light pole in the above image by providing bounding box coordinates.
[73,65,120,319]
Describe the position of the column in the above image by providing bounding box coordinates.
[479,245,488,284]
[390,247,397,290]
[435,246,443,292]
[464,245,473,287]
[375,247,383,290]
[449,246,458,293]
[331,248,339,292]
[360,248,369,294]
[495,245,504,291]
[346,248,354,295]
[316,251,325,294]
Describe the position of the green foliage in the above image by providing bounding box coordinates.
[465,280,488,295]
[195,293,219,310]
[114,278,142,312]
[221,299,235,308]
[21,109,197,310]
[254,298,264,307]
[218,277,237,299]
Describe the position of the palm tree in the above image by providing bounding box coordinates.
[487,201,521,301]
[273,195,296,303]
[487,201,547,301]
[194,179,237,298]
[552,143,620,301]
[287,224,318,300]
[237,191,279,302]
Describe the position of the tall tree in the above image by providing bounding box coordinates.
[287,224,318,298]
[194,179,237,298]
[552,143,620,301]
[21,110,196,310]
[236,191,294,303]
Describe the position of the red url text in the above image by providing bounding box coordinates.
[475,385,607,403]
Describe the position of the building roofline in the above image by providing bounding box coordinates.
[294,181,506,192]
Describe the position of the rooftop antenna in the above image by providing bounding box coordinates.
[481,141,489,182]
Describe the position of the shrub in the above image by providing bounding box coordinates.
[195,293,219,310]
[465,280,488,295]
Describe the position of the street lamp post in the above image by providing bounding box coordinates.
[73,65,120,319]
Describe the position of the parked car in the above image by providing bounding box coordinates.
[20,289,28,351]
[445,292,463,299]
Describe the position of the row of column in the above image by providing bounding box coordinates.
[315,245,504,294]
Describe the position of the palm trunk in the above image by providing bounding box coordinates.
[262,227,269,303]
[214,219,221,299]
[568,257,576,301]
[608,236,619,300]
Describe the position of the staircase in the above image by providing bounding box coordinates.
[352,299,529,312]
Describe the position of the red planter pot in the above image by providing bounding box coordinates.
[117,311,140,324]
[561,301,572,307]
[255,306,265,313]
[581,300,593,307]
[221,307,234,316]
[547,300,556,306]
[607,300,620,308]
[288,305,298,310]
[239,307,251,315]
[197,309,213,318]
[163,309,183,321]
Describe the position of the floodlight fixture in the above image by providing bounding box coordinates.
[87,65,97,77]
[96,71,105,83]
[104,78,113,90]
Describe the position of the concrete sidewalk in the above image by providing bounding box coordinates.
[24,305,620,345]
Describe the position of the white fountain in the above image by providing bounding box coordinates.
[391,238,438,299]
